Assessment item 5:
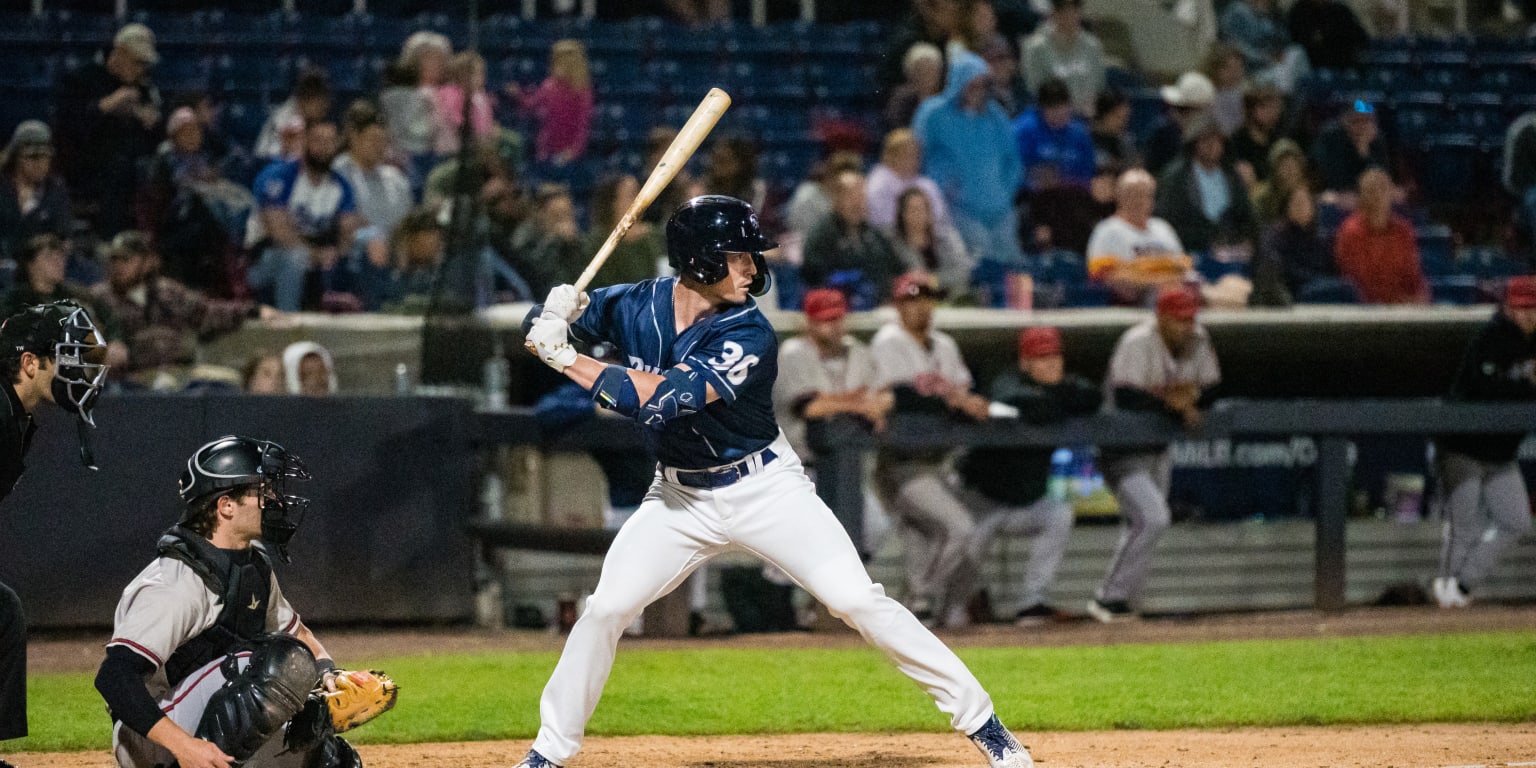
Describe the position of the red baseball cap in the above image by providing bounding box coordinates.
[1506,275,1536,309]
[1155,287,1200,320]
[802,288,849,321]
[1019,326,1062,358]
[892,271,945,302]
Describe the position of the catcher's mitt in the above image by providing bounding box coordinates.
[324,669,399,732]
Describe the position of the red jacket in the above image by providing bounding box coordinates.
[1333,212,1428,304]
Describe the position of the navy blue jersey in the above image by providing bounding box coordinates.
[571,277,780,469]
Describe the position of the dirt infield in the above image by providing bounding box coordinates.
[10,723,1536,768]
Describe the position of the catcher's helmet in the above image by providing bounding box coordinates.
[179,436,312,560]
[0,300,109,426]
[665,195,777,296]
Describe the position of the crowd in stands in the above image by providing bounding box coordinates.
[2,0,1536,393]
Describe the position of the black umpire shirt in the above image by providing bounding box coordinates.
[0,380,37,504]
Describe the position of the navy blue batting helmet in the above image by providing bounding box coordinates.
[665,195,777,296]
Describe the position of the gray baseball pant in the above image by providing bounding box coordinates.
[1438,452,1535,591]
[952,487,1075,611]
[876,460,976,613]
[1096,449,1173,604]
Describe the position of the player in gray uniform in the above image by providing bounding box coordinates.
[94,436,361,768]
[1431,275,1536,608]
[871,272,994,628]
[1090,287,1220,622]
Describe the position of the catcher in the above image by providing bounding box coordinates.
[94,435,397,768]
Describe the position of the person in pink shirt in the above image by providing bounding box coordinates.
[434,51,496,156]
[516,39,594,166]
[1333,167,1428,304]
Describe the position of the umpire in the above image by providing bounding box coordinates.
[1431,276,1536,608]
[0,300,109,749]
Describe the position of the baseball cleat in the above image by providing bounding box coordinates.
[968,714,1034,767]
[1432,577,1471,609]
[1086,598,1136,623]
[1013,604,1059,627]
[513,749,561,768]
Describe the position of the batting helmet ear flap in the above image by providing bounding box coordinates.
[748,251,772,297]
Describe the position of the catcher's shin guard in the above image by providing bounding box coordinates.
[195,634,320,761]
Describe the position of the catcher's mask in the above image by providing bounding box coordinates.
[179,436,312,562]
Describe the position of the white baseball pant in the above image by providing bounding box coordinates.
[1096,449,1173,604]
[529,435,995,765]
[1438,451,1535,591]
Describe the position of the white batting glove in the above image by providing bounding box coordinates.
[524,317,578,372]
[541,284,590,324]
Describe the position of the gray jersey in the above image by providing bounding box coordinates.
[1103,318,1221,408]
[774,334,879,460]
[870,322,973,392]
[106,546,298,702]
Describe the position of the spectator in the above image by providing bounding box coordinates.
[1250,185,1337,305]
[283,340,337,396]
[1141,72,1215,177]
[867,129,952,233]
[1287,0,1369,71]
[890,188,974,297]
[662,0,731,24]
[516,39,594,166]
[254,67,331,161]
[1154,115,1258,259]
[979,34,1030,118]
[585,174,665,290]
[1091,287,1220,621]
[89,232,274,383]
[434,52,497,157]
[801,171,908,304]
[1227,83,1287,185]
[240,351,284,394]
[1086,169,1191,302]
[1203,44,1248,137]
[1431,276,1536,609]
[1310,100,1389,195]
[1219,0,1311,92]
[1014,78,1097,191]
[956,0,1002,51]
[379,32,451,166]
[142,107,256,298]
[914,48,1024,267]
[885,42,947,130]
[881,0,961,92]
[1333,167,1427,304]
[424,132,520,208]
[1090,90,1140,173]
[786,151,865,238]
[695,135,770,216]
[1021,0,1106,117]
[245,119,360,312]
[355,206,446,313]
[334,107,413,270]
[1502,109,1536,252]
[640,126,693,226]
[1251,138,1308,224]
[0,235,126,369]
[871,271,992,627]
[54,23,163,236]
[955,326,1100,625]
[510,183,583,298]
[773,288,892,465]
[0,122,72,266]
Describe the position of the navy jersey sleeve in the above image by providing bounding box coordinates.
[569,283,632,346]
[681,319,776,404]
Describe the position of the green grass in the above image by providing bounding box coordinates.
[17,631,1536,752]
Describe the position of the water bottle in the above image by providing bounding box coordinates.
[1048,448,1073,501]
[483,336,510,411]
[394,363,411,396]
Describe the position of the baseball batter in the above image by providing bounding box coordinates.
[517,196,1033,768]
[94,436,363,768]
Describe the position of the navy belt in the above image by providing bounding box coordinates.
[663,448,778,489]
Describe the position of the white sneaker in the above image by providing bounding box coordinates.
[967,714,1035,767]
[1432,577,1471,609]
[513,749,561,768]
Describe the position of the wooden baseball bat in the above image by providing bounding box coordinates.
[572,87,732,292]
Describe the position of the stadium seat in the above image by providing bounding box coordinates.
[1295,278,1363,304]
[1416,225,1455,276]
[1429,275,1483,304]
[1418,134,1480,206]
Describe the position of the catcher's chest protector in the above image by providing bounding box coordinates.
[156,525,274,686]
